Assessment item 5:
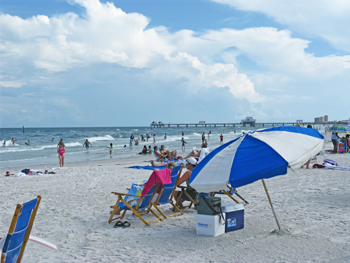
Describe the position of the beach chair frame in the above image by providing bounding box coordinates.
[151,164,184,219]
[211,185,249,205]
[1,196,41,263]
[109,185,163,226]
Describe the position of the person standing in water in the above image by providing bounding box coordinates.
[220,134,223,144]
[83,139,92,150]
[181,137,187,151]
[164,133,167,139]
[57,144,65,167]
[11,138,16,145]
[108,143,113,155]
[153,134,156,143]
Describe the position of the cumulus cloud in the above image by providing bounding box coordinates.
[212,0,350,53]
[0,80,25,88]
[0,0,263,103]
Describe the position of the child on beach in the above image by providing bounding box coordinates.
[57,145,65,167]
[108,143,113,155]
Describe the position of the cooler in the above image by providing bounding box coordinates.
[195,214,226,237]
[221,203,244,232]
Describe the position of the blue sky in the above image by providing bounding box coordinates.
[1,0,350,127]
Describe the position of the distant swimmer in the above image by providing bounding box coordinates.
[83,139,92,149]
[220,134,223,144]
[3,140,6,146]
[12,138,16,145]
[153,134,156,143]
[25,140,30,146]
[52,138,54,142]
[164,133,167,139]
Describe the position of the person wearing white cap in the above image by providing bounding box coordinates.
[173,157,198,208]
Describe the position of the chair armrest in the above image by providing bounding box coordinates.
[111,192,141,197]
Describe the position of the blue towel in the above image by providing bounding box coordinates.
[128,165,166,170]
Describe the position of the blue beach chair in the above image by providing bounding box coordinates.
[109,184,163,226]
[1,196,41,263]
[151,164,184,219]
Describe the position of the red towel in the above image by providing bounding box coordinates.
[141,169,172,198]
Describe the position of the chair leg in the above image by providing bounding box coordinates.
[235,192,249,204]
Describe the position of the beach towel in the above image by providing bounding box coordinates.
[324,166,350,171]
[128,165,166,170]
[122,180,147,207]
[141,169,172,198]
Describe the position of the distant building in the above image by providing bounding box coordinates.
[315,115,328,123]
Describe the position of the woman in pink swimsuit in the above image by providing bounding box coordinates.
[57,145,65,167]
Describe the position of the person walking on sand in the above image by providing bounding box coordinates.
[220,134,223,144]
[83,139,92,150]
[57,144,65,167]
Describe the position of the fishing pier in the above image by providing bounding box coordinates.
[150,122,335,128]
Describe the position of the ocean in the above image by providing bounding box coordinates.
[0,125,255,168]
[0,124,326,168]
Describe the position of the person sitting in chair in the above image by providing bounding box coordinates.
[173,157,197,208]
[154,146,168,159]
[160,145,178,160]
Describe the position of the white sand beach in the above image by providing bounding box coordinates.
[1,134,350,263]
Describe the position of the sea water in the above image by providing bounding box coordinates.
[0,125,258,168]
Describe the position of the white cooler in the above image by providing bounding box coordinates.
[195,214,226,237]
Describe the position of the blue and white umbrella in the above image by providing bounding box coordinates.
[190,126,324,229]
[190,126,324,192]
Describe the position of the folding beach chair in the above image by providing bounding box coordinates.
[337,141,345,153]
[151,164,184,219]
[211,185,249,205]
[175,182,209,209]
[1,196,41,263]
[109,184,163,227]
[152,150,167,162]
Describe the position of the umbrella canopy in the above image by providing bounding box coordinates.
[190,126,324,193]
[328,123,350,133]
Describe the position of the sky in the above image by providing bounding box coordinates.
[1,0,350,128]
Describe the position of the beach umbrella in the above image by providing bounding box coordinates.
[328,123,350,133]
[190,126,324,230]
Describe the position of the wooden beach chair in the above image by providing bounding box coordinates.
[151,164,184,219]
[211,185,249,205]
[109,184,163,227]
[1,196,41,263]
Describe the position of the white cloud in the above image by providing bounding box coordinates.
[212,0,350,53]
[0,0,262,102]
[0,80,25,88]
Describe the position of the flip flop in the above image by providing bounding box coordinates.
[113,221,124,228]
[123,221,131,228]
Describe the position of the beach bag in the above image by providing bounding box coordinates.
[323,158,338,166]
[196,196,225,223]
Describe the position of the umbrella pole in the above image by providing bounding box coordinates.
[261,179,281,230]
